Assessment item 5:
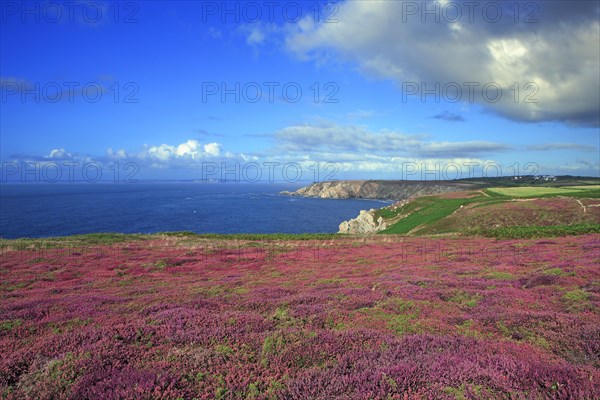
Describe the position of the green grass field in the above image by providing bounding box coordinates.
[486,186,599,197]
[561,185,600,190]
[379,196,489,234]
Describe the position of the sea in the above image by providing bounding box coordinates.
[0,183,391,239]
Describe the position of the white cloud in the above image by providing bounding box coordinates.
[282,1,600,126]
[139,140,223,162]
[147,144,176,161]
[247,27,266,45]
[239,23,280,48]
[107,148,128,159]
[203,142,221,157]
[47,148,72,159]
[176,139,200,158]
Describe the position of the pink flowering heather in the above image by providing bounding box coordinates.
[1,234,599,399]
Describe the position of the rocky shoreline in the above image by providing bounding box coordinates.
[337,199,412,234]
[282,180,477,234]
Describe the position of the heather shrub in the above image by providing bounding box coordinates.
[1,235,598,398]
[519,273,560,288]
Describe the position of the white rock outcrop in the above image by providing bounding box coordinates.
[338,209,388,234]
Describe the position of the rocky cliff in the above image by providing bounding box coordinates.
[338,200,411,234]
[338,209,387,234]
[282,180,477,201]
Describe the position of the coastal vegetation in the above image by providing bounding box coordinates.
[369,186,599,236]
[1,233,599,398]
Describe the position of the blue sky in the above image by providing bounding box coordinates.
[1,0,599,182]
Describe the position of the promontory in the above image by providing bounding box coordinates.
[280,180,479,201]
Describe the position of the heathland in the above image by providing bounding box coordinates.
[1,230,599,398]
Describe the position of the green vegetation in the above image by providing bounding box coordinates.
[486,186,599,198]
[448,291,482,308]
[0,319,23,331]
[484,271,514,280]
[0,232,342,253]
[562,185,600,190]
[357,298,421,335]
[0,233,148,250]
[373,199,425,221]
[261,333,286,367]
[456,175,600,188]
[543,268,566,276]
[380,195,489,234]
[562,289,592,311]
[372,183,599,238]
[562,289,590,303]
[479,224,600,239]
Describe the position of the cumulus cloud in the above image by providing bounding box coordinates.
[283,1,600,126]
[5,133,598,179]
[140,140,222,162]
[203,142,222,156]
[47,148,72,159]
[107,148,128,159]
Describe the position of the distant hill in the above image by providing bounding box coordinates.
[281,180,478,200]
[282,176,600,201]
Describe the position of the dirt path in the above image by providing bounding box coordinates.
[576,199,587,213]
[511,198,538,202]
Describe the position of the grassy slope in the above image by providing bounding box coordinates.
[379,186,600,236]
[487,186,599,197]
[379,196,487,234]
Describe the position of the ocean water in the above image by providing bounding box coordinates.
[0,183,391,239]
